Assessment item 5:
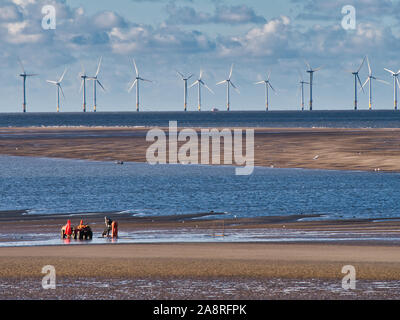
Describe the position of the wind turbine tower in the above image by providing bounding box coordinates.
[88,57,106,112]
[79,64,88,112]
[189,70,214,111]
[46,68,67,112]
[384,67,400,110]
[348,56,366,110]
[217,64,239,111]
[128,59,152,112]
[177,71,193,111]
[297,70,309,111]
[362,56,389,110]
[18,58,38,113]
[255,71,276,111]
[305,61,321,111]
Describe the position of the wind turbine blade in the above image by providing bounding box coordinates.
[357,74,364,93]
[384,68,395,75]
[128,79,137,93]
[59,68,68,83]
[297,68,303,82]
[361,77,369,89]
[46,80,57,85]
[230,81,240,94]
[189,80,199,89]
[216,80,227,85]
[26,74,38,77]
[203,82,214,94]
[229,64,234,80]
[357,56,366,73]
[304,60,311,71]
[140,78,152,83]
[255,81,265,85]
[199,69,203,79]
[313,67,322,72]
[17,57,25,74]
[268,82,276,93]
[376,78,390,85]
[397,77,400,90]
[187,74,194,80]
[133,58,139,76]
[267,70,271,81]
[95,57,103,77]
[79,79,84,93]
[366,56,372,76]
[176,71,184,79]
[59,84,65,99]
[97,80,106,91]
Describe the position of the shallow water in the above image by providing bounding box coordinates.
[1,227,399,247]
[1,156,400,221]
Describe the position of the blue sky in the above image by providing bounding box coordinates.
[1,0,400,112]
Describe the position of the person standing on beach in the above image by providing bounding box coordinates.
[103,216,113,237]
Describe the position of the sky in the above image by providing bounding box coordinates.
[1,0,400,112]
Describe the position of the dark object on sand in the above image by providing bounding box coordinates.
[115,160,124,165]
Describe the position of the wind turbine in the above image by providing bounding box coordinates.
[128,58,152,112]
[347,56,366,110]
[18,58,38,113]
[305,61,321,111]
[362,56,389,110]
[384,67,400,110]
[79,63,88,112]
[255,71,276,111]
[177,71,193,111]
[297,70,309,111]
[216,64,239,111]
[88,57,106,112]
[189,70,214,111]
[46,68,67,112]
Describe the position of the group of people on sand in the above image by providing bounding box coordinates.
[63,216,118,239]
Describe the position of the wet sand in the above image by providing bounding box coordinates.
[1,127,400,171]
[0,211,400,299]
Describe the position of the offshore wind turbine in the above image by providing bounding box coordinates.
[18,58,38,113]
[46,68,67,112]
[88,57,106,112]
[177,71,193,111]
[128,58,152,112]
[347,56,366,110]
[361,56,389,110]
[255,71,276,111]
[79,63,88,112]
[297,70,309,111]
[384,67,400,110]
[189,70,214,111]
[216,64,239,111]
[305,61,321,111]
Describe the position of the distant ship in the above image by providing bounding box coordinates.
[211,108,219,112]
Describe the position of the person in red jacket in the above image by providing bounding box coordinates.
[62,220,72,239]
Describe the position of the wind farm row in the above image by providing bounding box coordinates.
[15,55,399,113]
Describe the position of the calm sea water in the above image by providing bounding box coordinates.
[1,156,400,220]
[0,110,400,128]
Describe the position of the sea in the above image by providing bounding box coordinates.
[0,110,400,128]
[0,110,400,220]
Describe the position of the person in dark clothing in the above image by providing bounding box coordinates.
[102,216,113,237]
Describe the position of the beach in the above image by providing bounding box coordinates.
[1,127,400,171]
[1,126,400,299]
[0,211,400,299]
